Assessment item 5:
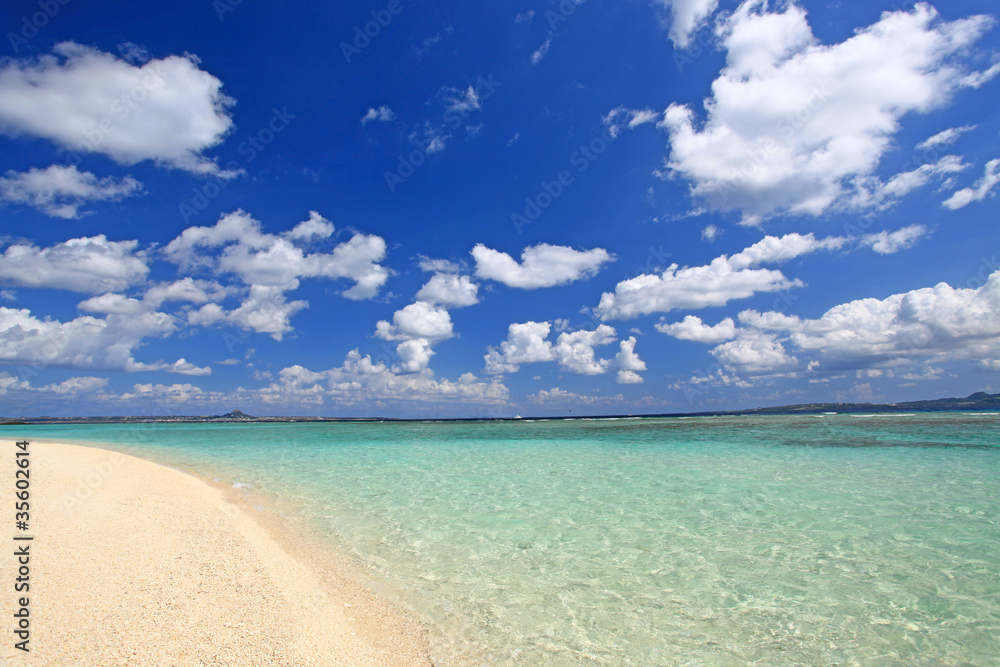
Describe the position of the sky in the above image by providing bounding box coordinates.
[0,0,999,418]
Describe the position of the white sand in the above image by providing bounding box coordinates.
[1,441,436,666]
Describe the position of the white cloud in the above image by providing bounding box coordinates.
[410,122,450,154]
[654,0,720,49]
[143,277,231,307]
[701,224,721,242]
[552,325,617,375]
[0,373,109,397]
[710,269,1000,376]
[0,165,142,218]
[416,273,479,308]
[377,273,472,373]
[417,257,460,273]
[0,306,209,375]
[226,284,308,340]
[484,321,555,374]
[283,210,336,242]
[42,376,109,395]
[531,39,552,65]
[861,224,929,255]
[602,107,660,138]
[516,11,535,23]
[958,61,1000,89]
[187,303,226,327]
[443,86,482,115]
[596,233,840,320]
[528,387,627,406]
[78,293,149,315]
[711,329,797,373]
[361,105,395,125]
[659,3,997,224]
[850,155,968,211]
[375,301,454,341]
[484,321,624,376]
[259,351,509,407]
[393,338,435,374]
[164,210,388,338]
[614,336,647,383]
[472,243,613,289]
[656,315,736,343]
[0,42,235,176]
[916,124,977,150]
[942,158,1000,209]
[0,235,148,293]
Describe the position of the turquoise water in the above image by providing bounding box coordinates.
[12,414,1000,665]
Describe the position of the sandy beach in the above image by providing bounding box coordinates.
[1,440,436,666]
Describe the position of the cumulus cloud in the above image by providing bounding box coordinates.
[710,329,797,373]
[703,269,1000,377]
[226,285,308,340]
[416,273,479,307]
[656,315,736,343]
[164,210,388,339]
[394,338,435,374]
[484,321,625,376]
[0,373,109,397]
[78,292,149,315]
[614,336,647,383]
[361,105,395,125]
[472,243,613,289]
[659,2,997,224]
[528,387,629,406]
[143,277,232,307]
[0,306,209,375]
[260,350,509,407]
[595,233,841,320]
[375,301,454,342]
[375,300,456,373]
[654,0,720,49]
[942,158,1000,210]
[483,321,555,374]
[42,375,110,395]
[0,235,148,293]
[0,42,235,175]
[0,165,142,218]
[552,325,618,375]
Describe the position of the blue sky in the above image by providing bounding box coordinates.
[0,0,999,417]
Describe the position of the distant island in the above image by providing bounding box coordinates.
[3,392,999,425]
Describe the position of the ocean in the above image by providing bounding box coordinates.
[14,413,1000,665]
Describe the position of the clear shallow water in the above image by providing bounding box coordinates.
[11,414,1000,665]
